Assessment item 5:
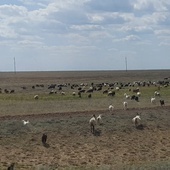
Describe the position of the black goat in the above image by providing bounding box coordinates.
[160,100,165,106]
[131,95,139,102]
[42,133,47,145]
[88,94,92,98]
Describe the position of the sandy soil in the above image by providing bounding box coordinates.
[0,106,170,170]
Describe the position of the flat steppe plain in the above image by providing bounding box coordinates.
[0,70,170,170]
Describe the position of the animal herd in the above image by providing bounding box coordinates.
[2,79,169,134]
[30,80,168,111]
[0,78,168,110]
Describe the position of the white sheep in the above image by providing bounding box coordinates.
[89,115,96,134]
[72,92,76,96]
[115,87,120,91]
[137,92,141,96]
[22,120,29,125]
[132,115,141,127]
[124,93,130,99]
[34,95,39,100]
[97,114,102,125]
[154,91,160,96]
[61,91,65,95]
[123,101,128,110]
[109,104,114,111]
[151,97,156,104]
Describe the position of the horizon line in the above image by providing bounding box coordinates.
[0,68,170,73]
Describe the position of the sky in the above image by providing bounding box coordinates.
[0,0,170,71]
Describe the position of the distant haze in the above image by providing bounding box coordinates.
[0,0,170,71]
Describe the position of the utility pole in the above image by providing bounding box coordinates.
[14,57,16,74]
[125,57,127,72]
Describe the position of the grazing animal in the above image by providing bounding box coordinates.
[133,88,139,93]
[72,92,76,96]
[115,87,120,91]
[42,133,47,145]
[78,91,81,98]
[22,120,29,125]
[132,115,141,127]
[131,95,139,102]
[89,115,96,134]
[34,95,39,100]
[151,97,156,104]
[97,114,102,125]
[137,92,141,96]
[7,163,15,170]
[131,95,136,100]
[61,91,65,95]
[79,89,85,93]
[123,101,128,110]
[124,93,130,99]
[109,104,114,111]
[88,94,92,98]
[160,100,165,106]
[154,91,160,96]
[134,96,139,102]
[4,89,9,93]
[103,90,108,94]
[49,90,56,94]
[10,90,15,93]
[48,84,56,89]
[86,89,93,93]
[108,91,115,96]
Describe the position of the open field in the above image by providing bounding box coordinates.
[0,70,170,170]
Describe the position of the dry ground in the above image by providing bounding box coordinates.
[0,70,170,169]
[1,107,170,170]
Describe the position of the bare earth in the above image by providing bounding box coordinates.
[1,107,170,170]
[0,70,170,169]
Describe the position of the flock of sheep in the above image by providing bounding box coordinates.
[33,80,168,134]
[31,80,168,103]
[3,79,169,138]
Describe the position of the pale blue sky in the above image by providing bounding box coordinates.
[0,0,170,71]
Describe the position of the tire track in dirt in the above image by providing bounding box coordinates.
[0,105,169,121]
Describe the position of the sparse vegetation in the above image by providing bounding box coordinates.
[0,70,170,169]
